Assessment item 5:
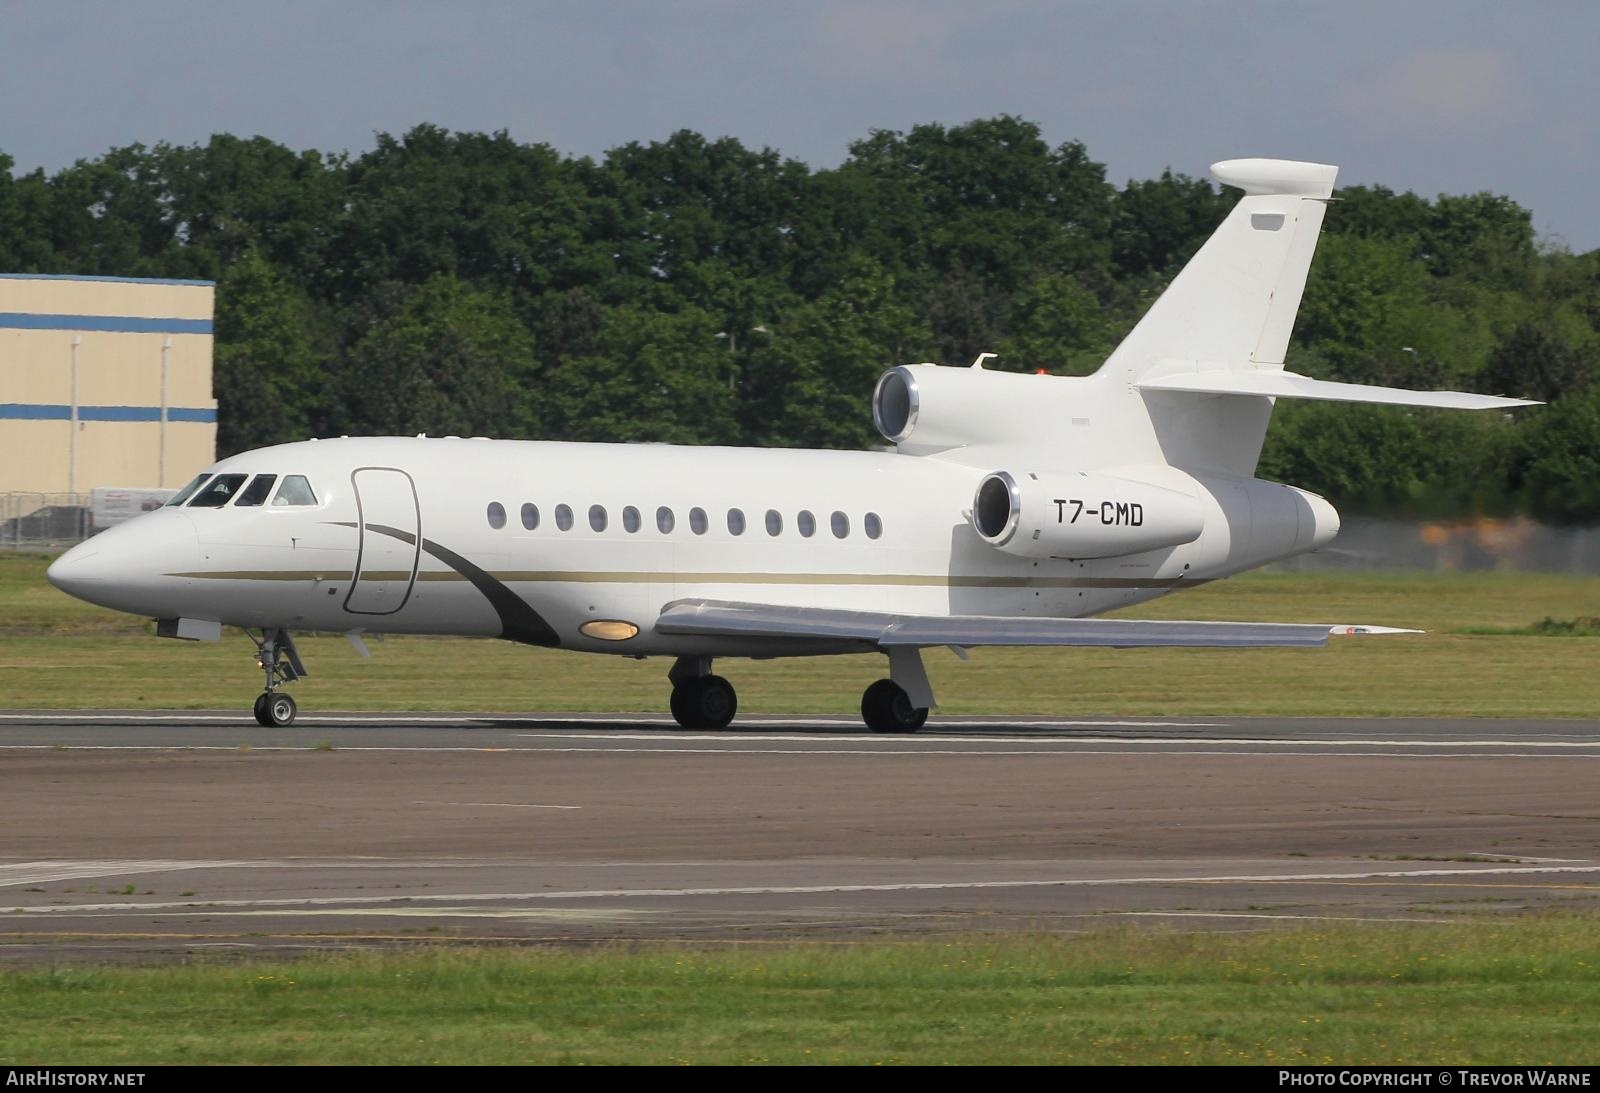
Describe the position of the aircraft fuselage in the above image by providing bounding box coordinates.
[47,435,1334,659]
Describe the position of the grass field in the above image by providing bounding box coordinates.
[4,554,1598,717]
[2,922,1598,1065]
[2,553,1597,716]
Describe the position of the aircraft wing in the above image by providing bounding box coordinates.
[654,599,1370,649]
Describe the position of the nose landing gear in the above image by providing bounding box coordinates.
[250,628,306,727]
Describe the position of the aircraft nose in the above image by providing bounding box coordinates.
[45,541,112,596]
[46,512,200,613]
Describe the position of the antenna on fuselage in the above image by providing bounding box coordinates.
[970,352,998,369]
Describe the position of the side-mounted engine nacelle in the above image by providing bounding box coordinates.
[972,469,1206,560]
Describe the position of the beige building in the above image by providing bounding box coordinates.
[0,274,216,494]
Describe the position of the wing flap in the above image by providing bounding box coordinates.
[656,599,1336,649]
[1137,367,1539,410]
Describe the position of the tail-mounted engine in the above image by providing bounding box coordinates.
[972,469,1205,560]
[873,364,1076,454]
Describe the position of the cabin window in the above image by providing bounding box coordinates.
[487,502,507,529]
[727,508,746,535]
[166,474,212,506]
[589,504,608,532]
[831,511,850,539]
[797,510,816,538]
[234,474,278,507]
[865,512,883,540]
[656,506,675,534]
[187,473,248,508]
[555,504,574,531]
[623,506,641,533]
[271,475,317,507]
[521,503,539,530]
[689,507,708,535]
[765,509,782,536]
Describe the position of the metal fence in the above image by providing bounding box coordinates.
[1,492,90,551]
[4,492,1598,574]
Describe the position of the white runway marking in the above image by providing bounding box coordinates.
[512,731,1600,749]
[2,744,1599,759]
[410,801,581,809]
[0,860,255,887]
[1105,911,1457,924]
[5,863,1598,915]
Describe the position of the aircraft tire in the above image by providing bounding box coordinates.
[670,676,737,730]
[695,675,737,730]
[669,680,698,728]
[265,692,297,727]
[253,693,272,727]
[862,679,928,734]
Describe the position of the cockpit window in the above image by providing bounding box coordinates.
[187,473,249,508]
[271,476,318,507]
[234,474,278,507]
[166,474,212,506]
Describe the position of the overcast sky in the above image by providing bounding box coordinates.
[3,1,1596,251]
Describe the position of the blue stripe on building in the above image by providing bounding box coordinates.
[0,273,216,288]
[0,313,213,334]
[0,404,217,423]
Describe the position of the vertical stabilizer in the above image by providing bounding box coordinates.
[1097,158,1337,475]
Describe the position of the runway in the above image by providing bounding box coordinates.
[2,711,1598,964]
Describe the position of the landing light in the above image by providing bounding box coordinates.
[580,620,640,642]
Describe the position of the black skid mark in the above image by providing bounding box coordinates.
[332,521,561,647]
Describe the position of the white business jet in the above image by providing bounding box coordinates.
[46,159,1535,730]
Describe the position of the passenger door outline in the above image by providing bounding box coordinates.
[344,467,421,616]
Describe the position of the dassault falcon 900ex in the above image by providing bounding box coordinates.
[47,159,1536,730]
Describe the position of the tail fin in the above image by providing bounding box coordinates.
[1101,159,1535,476]
[1100,158,1337,386]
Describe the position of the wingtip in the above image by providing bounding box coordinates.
[1328,625,1425,636]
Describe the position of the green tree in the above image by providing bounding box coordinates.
[744,258,932,449]
[836,118,1114,293]
[1508,390,1600,524]
[1480,319,1594,403]
[331,275,536,438]
[543,304,737,444]
[156,135,346,283]
[1260,402,1519,516]
[213,249,331,454]
[997,273,1110,375]
[1110,169,1230,279]
[332,126,597,305]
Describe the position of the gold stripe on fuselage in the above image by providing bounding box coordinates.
[165,568,1208,590]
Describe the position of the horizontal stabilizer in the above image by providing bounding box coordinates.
[1138,367,1539,410]
[658,599,1336,649]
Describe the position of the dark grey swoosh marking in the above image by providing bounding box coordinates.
[333,522,561,647]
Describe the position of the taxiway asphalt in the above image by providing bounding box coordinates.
[2,711,1597,963]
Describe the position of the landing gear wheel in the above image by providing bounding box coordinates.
[861,678,928,734]
[250,628,307,726]
[263,692,297,727]
[669,675,738,730]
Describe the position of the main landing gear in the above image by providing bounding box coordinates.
[668,656,738,730]
[666,651,934,733]
[860,678,929,734]
[860,646,935,733]
[249,627,306,727]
